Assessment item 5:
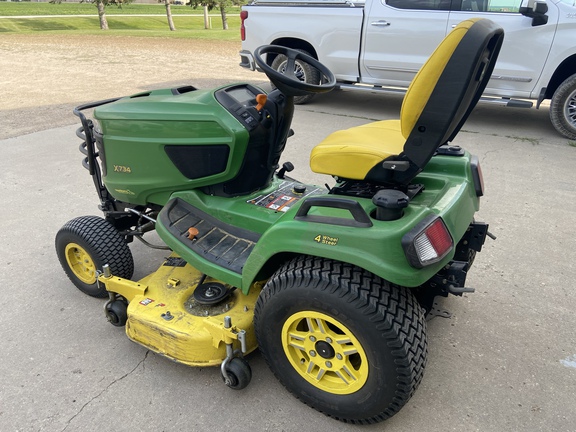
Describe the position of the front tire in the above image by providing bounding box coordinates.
[270,49,320,105]
[254,256,428,424]
[550,73,576,140]
[55,216,134,298]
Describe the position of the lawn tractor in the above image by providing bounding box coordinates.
[55,19,502,424]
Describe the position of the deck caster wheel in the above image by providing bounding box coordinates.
[222,357,252,390]
[105,300,128,327]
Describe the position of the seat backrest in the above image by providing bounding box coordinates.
[369,18,503,186]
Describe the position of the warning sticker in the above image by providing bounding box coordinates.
[247,180,324,213]
[139,298,154,306]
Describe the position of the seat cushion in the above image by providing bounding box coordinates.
[310,119,405,180]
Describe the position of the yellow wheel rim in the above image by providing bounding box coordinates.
[282,311,369,395]
[64,242,96,285]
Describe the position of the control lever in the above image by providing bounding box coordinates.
[256,94,267,111]
[277,162,294,179]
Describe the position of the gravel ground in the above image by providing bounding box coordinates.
[0,34,265,139]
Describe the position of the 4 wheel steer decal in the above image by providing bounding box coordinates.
[314,234,339,246]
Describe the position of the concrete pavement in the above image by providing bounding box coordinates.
[1,90,575,431]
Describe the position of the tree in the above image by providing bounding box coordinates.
[93,0,135,30]
[159,0,177,31]
[189,0,242,30]
[49,0,116,30]
[95,0,109,30]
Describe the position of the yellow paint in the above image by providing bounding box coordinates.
[65,242,96,284]
[98,274,147,302]
[101,253,261,367]
[282,311,369,395]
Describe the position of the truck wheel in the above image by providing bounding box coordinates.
[55,216,134,298]
[550,73,576,140]
[271,49,320,105]
[254,256,428,424]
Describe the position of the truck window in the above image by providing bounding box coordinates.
[457,0,523,12]
[386,0,453,11]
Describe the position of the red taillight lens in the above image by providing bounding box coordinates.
[240,10,248,41]
[420,219,453,258]
[402,217,453,268]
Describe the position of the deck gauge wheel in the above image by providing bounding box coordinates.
[222,357,252,390]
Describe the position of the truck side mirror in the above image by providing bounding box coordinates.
[519,0,549,27]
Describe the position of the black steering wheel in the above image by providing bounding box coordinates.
[254,45,336,97]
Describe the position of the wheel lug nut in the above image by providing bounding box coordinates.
[325,361,332,368]
[336,354,343,360]
[326,337,332,343]
[310,336,316,342]
[309,350,316,357]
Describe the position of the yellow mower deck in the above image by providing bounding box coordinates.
[99,254,261,367]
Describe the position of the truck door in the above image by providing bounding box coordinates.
[447,0,556,97]
[360,0,451,86]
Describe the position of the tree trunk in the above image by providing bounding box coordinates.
[96,0,108,30]
[165,0,176,31]
[203,5,210,29]
[219,4,228,30]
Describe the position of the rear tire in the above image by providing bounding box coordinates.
[55,216,134,298]
[550,73,576,140]
[270,49,320,105]
[254,256,428,424]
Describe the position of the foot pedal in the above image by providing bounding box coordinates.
[159,198,261,274]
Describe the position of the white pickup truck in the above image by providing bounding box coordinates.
[239,0,576,139]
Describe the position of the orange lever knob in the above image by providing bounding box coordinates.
[187,227,199,240]
[256,94,267,111]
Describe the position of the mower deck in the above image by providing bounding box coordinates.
[101,253,260,366]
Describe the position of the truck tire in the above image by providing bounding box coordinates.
[55,216,134,298]
[254,256,428,424]
[550,73,576,140]
[271,49,320,105]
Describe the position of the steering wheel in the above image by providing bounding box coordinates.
[254,45,336,97]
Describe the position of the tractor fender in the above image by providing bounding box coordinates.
[241,202,448,293]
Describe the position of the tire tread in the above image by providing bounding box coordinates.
[56,215,134,297]
[255,255,427,424]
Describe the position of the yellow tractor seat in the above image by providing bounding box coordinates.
[310,18,504,186]
[309,120,404,180]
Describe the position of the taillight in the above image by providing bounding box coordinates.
[470,155,484,197]
[402,216,453,268]
[240,10,248,41]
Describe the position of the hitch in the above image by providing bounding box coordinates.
[447,285,475,295]
[432,260,473,297]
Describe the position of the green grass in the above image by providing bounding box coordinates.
[0,2,241,16]
[0,15,241,38]
[0,3,242,38]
